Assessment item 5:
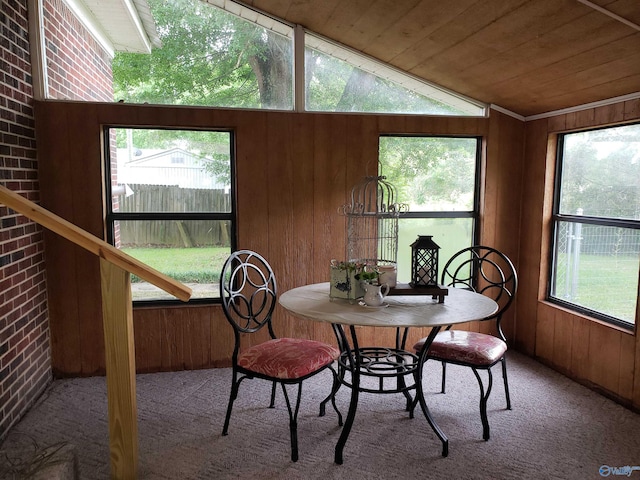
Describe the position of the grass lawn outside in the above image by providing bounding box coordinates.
[553,253,638,323]
[121,247,637,324]
[122,246,230,283]
[121,246,230,300]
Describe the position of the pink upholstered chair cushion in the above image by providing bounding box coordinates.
[238,338,340,380]
[414,330,507,367]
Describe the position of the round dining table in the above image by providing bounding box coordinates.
[279,281,499,464]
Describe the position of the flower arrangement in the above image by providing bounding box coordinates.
[330,260,364,272]
[330,260,379,282]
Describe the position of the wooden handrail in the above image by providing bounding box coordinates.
[1,183,195,479]
[0,184,192,301]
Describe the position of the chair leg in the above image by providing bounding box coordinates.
[222,371,240,436]
[409,395,417,418]
[319,366,343,426]
[440,361,447,393]
[472,367,493,441]
[280,383,302,462]
[269,380,277,408]
[501,356,512,410]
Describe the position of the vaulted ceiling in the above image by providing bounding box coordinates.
[246,0,640,117]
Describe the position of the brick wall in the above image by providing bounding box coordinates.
[43,0,113,101]
[0,0,51,439]
[1,0,116,439]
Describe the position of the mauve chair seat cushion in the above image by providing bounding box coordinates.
[238,338,340,379]
[414,330,507,366]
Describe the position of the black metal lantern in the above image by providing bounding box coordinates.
[410,235,440,287]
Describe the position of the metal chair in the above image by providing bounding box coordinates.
[220,250,342,462]
[413,246,517,440]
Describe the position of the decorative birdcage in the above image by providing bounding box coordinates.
[339,172,408,271]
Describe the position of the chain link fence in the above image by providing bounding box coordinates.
[553,221,639,323]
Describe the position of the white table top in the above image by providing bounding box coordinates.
[279,282,498,328]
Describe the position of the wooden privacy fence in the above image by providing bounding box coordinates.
[0,184,192,480]
[118,184,231,247]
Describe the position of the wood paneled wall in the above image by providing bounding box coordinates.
[518,99,640,410]
[34,101,525,379]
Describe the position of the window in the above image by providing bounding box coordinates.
[378,136,481,283]
[112,0,294,109]
[550,123,640,327]
[305,33,485,116]
[105,128,235,303]
[110,1,485,116]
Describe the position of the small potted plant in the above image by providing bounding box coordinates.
[355,268,379,285]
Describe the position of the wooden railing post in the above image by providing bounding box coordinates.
[100,259,138,479]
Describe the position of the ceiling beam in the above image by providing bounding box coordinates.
[576,0,640,32]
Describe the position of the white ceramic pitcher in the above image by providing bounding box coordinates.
[362,283,390,306]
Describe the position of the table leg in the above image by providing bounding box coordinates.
[334,324,360,465]
[415,326,449,457]
[396,327,414,411]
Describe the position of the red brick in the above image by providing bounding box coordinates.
[2,0,115,440]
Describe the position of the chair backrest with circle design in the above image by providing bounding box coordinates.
[441,246,517,339]
[219,250,278,341]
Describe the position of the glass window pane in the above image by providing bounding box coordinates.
[397,218,474,284]
[106,127,234,303]
[113,0,293,109]
[559,123,640,220]
[110,129,232,213]
[379,134,478,284]
[305,34,485,116]
[379,136,477,211]
[551,221,639,323]
[115,220,231,301]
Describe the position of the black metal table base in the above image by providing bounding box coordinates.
[332,324,447,463]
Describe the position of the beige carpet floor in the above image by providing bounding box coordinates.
[1,351,639,479]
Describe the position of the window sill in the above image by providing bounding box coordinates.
[539,299,636,336]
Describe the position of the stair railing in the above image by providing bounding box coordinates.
[0,184,192,479]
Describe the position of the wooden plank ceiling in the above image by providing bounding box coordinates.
[246,0,640,117]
